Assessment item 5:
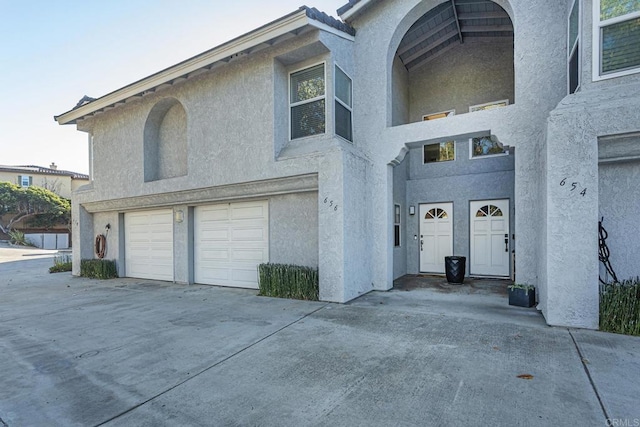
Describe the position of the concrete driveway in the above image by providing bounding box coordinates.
[1,245,639,426]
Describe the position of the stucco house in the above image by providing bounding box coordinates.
[0,163,89,200]
[55,0,640,329]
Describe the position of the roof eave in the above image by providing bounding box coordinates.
[55,8,335,126]
[339,0,374,21]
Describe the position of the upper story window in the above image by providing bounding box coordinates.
[290,63,325,140]
[335,65,353,142]
[569,0,581,93]
[470,136,507,158]
[423,110,455,121]
[424,141,455,163]
[469,100,509,113]
[19,175,32,187]
[593,0,640,80]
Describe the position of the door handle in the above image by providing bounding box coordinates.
[504,238,509,252]
[420,240,423,251]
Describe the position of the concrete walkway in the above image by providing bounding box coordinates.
[0,247,638,426]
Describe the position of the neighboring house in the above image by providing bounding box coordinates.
[54,1,640,329]
[0,163,90,200]
[0,164,89,247]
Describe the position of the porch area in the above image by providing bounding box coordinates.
[351,274,544,328]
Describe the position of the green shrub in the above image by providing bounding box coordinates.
[258,263,319,301]
[49,254,72,273]
[8,230,34,246]
[80,259,118,279]
[600,278,640,336]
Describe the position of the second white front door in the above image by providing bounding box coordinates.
[419,203,453,273]
[470,199,510,277]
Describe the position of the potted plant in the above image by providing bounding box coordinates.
[508,283,536,307]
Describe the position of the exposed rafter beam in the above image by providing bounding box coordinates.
[457,11,510,20]
[451,0,464,44]
[461,25,514,32]
[403,32,459,65]
[407,41,460,70]
[397,16,456,56]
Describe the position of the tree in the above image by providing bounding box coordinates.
[0,182,71,234]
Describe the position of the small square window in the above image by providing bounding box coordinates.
[469,100,509,112]
[470,136,507,158]
[424,141,455,163]
[423,110,455,121]
[20,176,31,187]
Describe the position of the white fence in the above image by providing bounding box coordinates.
[25,233,69,250]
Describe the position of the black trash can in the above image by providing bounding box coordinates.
[445,256,466,284]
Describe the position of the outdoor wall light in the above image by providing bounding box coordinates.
[174,210,184,223]
[409,206,415,215]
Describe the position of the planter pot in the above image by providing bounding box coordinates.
[509,287,536,307]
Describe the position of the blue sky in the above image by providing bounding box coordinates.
[0,0,348,174]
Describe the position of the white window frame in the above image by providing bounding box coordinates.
[20,175,30,187]
[469,99,509,112]
[423,141,456,164]
[592,0,640,81]
[289,61,326,141]
[469,137,509,160]
[394,204,401,247]
[334,64,353,143]
[568,0,582,94]
[422,109,455,121]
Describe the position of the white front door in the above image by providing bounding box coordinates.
[470,200,510,277]
[419,203,453,273]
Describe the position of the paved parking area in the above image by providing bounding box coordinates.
[1,245,639,426]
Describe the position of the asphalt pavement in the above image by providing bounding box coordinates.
[0,243,638,426]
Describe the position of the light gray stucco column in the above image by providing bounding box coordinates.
[543,106,599,329]
[72,203,94,276]
[172,205,192,284]
[318,149,346,302]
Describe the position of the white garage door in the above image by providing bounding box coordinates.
[124,209,174,281]
[195,201,269,289]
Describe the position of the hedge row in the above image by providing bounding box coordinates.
[80,259,119,279]
[258,263,319,301]
[600,278,640,336]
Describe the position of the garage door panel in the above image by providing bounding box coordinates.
[231,204,266,219]
[231,249,267,262]
[125,209,173,281]
[195,201,268,289]
[231,227,266,241]
[231,268,259,284]
[200,249,230,261]
[199,229,229,241]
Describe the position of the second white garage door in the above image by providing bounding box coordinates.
[194,201,269,289]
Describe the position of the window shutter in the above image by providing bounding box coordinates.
[17,175,22,185]
[28,176,33,186]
